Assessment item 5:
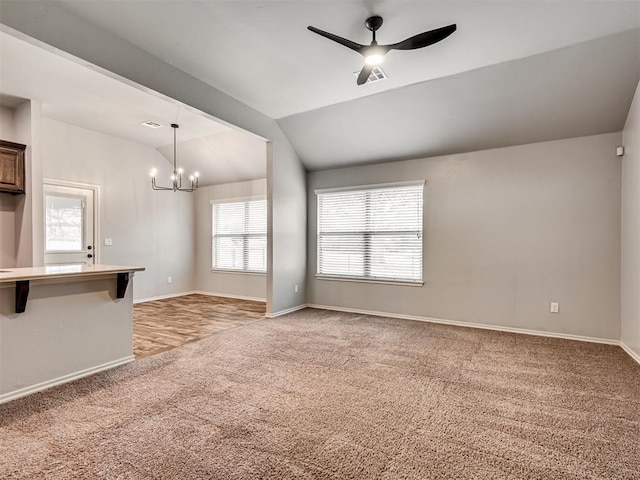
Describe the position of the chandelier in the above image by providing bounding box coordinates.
[150,123,199,192]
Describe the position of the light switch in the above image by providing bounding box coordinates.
[104,238,113,246]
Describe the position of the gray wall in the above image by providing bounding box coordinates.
[0,100,43,269]
[195,179,267,301]
[622,80,640,359]
[0,1,307,316]
[42,118,195,300]
[0,106,17,268]
[307,133,622,340]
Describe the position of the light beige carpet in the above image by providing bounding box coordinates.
[1,308,639,479]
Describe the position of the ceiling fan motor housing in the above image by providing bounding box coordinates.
[365,16,384,32]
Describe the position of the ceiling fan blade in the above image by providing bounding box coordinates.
[385,24,457,51]
[356,64,374,85]
[308,26,364,53]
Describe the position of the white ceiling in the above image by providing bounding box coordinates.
[157,130,267,186]
[0,33,230,147]
[0,31,267,185]
[59,0,640,119]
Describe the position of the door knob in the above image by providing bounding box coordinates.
[88,245,92,250]
[87,253,93,259]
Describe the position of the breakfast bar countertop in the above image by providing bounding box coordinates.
[0,264,145,283]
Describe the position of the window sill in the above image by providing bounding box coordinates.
[315,275,423,287]
[210,269,266,276]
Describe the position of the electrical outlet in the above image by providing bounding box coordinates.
[294,284,299,293]
[104,238,113,246]
[550,302,559,313]
[167,276,172,284]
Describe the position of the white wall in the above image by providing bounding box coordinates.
[16,99,44,268]
[622,81,640,360]
[0,197,16,268]
[0,106,17,268]
[0,106,14,138]
[0,100,43,269]
[0,2,307,316]
[195,179,267,301]
[267,141,307,314]
[42,118,195,300]
[308,133,622,341]
[13,100,35,268]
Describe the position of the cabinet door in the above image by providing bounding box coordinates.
[0,140,26,194]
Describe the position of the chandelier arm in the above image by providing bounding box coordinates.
[152,176,176,191]
[169,173,199,192]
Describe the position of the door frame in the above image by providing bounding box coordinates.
[43,178,101,265]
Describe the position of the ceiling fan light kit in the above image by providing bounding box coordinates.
[150,123,199,192]
[364,52,384,66]
[308,15,457,85]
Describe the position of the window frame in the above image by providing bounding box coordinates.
[315,180,425,286]
[210,196,267,275]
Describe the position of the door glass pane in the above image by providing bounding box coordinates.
[45,194,83,252]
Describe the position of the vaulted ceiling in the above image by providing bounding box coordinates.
[278,29,640,170]
[59,0,640,119]
[3,1,640,172]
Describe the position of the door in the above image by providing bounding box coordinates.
[44,184,95,266]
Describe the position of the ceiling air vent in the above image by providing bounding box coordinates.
[352,67,387,84]
[141,120,163,129]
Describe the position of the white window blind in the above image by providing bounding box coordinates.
[317,183,423,283]
[212,199,267,273]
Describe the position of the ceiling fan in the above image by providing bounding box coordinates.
[308,16,457,86]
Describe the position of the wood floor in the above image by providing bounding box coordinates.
[133,294,265,358]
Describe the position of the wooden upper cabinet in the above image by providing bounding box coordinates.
[0,139,26,195]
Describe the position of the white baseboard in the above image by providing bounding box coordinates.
[306,304,620,346]
[265,304,308,318]
[194,291,266,303]
[0,355,135,405]
[134,291,196,304]
[137,294,640,367]
[620,342,640,365]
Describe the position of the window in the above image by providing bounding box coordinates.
[45,194,84,252]
[316,182,424,284]
[212,198,267,273]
